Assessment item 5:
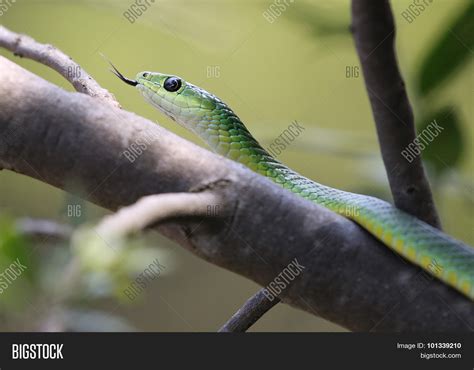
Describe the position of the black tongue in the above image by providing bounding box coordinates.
[101,53,137,86]
[109,63,137,86]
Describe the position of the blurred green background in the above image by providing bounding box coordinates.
[0,0,472,331]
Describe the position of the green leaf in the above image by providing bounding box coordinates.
[417,107,464,176]
[418,1,474,96]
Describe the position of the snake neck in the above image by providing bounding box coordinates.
[194,104,332,198]
[194,104,283,175]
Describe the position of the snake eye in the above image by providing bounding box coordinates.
[164,77,182,92]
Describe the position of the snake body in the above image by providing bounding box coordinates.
[114,68,473,301]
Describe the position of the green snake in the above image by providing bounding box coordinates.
[110,64,474,301]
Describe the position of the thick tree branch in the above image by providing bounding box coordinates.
[0,57,472,332]
[0,26,119,108]
[351,0,441,228]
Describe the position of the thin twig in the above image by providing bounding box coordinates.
[219,288,280,332]
[16,218,73,242]
[351,0,441,228]
[96,192,222,239]
[0,25,120,108]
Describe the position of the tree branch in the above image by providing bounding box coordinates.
[96,192,222,239]
[351,0,441,228]
[16,218,73,242]
[218,288,279,332]
[0,56,472,331]
[0,26,120,108]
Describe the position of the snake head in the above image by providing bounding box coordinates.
[134,71,220,132]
